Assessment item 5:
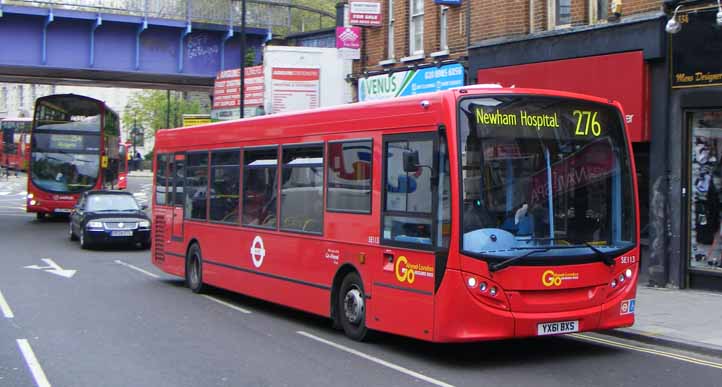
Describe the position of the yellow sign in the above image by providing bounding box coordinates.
[475,108,560,131]
[182,114,211,127]
[101,155,109,168]
[542,270,579,287]
[395,256,434,284]
[573,110,602,137]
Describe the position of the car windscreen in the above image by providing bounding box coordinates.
[86,194,139,212]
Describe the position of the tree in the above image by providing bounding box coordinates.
[123,90,205,138]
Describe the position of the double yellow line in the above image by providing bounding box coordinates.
[570,333,722,370]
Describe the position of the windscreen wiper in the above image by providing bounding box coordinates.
[584,242,616,266]
[488,248,549,272]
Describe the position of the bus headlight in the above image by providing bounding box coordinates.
[139,220,150,228]
[625,268,633,278]
[27,193,34,199]
[29,200,37,205]
[87,221,104,229]
[467,277,477,288]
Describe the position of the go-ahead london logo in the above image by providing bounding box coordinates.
[250,235,266,268]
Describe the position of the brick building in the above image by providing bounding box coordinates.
[351,0,722,291]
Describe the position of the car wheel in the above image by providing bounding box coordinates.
[69,223,78,241]
[337,272,370,341]
[80,229,91,250]
[186,244,204,294]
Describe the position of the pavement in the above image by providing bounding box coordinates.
[603,285,722,356]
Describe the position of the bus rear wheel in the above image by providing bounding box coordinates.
[338,272,369,341]
[186,244,205,294]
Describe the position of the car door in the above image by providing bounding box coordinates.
[72,194,86,235]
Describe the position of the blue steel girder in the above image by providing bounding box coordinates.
[0,5,268,90]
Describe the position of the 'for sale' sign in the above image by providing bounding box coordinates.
[349,0,382,27]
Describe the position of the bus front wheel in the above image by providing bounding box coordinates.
[186,244,205,294]
[338,272,369,341]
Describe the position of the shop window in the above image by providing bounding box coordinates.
[327,140,372,213]
[243,147,278,228]
[210,149,241,223]
[184,152,209,221]
[689,111,722,271]
[281,145,324,234]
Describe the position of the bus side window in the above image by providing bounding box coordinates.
[326,140,372,213]
[184,152,209,221]
[382,137,434,246]
[242,147,278,229]
[281,144,324,234]
[155,154,169,205]
[210,149,240,224]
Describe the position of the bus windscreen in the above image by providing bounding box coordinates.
[458,96,636,264]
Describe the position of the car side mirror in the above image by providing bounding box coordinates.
[402,150,420,173]
[141,204,148,210]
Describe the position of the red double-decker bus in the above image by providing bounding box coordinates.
[118,142,131,190]
[1,117,32,172]
[151,87,639,342]
[27,94,121,219]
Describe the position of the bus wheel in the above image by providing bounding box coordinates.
[338,272,369,341]
[36,213,45,221]
[186,244,205,294]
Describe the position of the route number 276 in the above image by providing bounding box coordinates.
[573,110,602,137]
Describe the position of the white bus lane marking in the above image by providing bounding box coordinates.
[201,295,252,314]
[297,331,455,387]
[24,258,76,279]
[0,289,15,318]
[17,339,51,387]
[114,260,159,278]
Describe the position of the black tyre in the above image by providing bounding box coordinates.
[69,223,78,241]
[36,212,45,221]
[186,243,205,294]
[337,272,369,341]
[80,229,91,249]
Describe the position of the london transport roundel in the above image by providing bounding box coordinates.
[250,236,266,268]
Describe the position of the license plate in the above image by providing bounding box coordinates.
[537,320,579,336]
[54,208,72,213]
[111,231,133,237]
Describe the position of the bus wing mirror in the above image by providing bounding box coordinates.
[403,150,420,173]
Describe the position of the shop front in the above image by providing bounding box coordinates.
[671,6,722,290]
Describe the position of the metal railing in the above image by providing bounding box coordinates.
[2,0,335,34]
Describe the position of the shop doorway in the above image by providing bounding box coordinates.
[686,110,722,289]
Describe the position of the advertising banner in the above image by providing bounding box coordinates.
[349,0,382,27]
[358,63,464,102]
[212,66,265,121]
[271,68,321,114]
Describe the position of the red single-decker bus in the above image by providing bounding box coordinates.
[151,86,640,342]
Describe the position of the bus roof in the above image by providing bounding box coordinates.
[155,87,621,150]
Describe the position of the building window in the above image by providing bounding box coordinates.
[0,87,7,112]
[280,145,324,234]
[439,5,448,52]
[590,0,609,23]
[409,0,424,55]
[185,152,209,221]
[549,0,572,28]
[209,149,241,223]
[327,140,372,213]
[387,0,395,59]
[242,147,278,228]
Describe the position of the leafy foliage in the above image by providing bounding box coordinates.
[123,90,204,137]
